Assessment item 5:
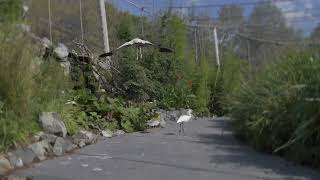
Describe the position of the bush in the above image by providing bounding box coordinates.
[69,89,155,133]
[230,48,320,167]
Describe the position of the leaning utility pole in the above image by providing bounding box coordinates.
[99,0,110,53]
[213,27,221,88]
[213,27,220,70]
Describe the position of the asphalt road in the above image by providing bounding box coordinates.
[14,117,320,180]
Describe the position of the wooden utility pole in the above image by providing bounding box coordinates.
[194,29,199,64]
[213,27,220,70]
[99,0,110,53]
[247,39,252,77]
[48,0,52,43]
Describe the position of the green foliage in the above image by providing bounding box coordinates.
[230,48,320,167]
[193,60,215,116]
[69,90,153,133]
[210,50,248,115]
[116,13,135,41]
[0,0,22,23]
[0,27,71,151]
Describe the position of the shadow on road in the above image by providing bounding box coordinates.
[195,117,320,180]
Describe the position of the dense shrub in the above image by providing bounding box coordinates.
[210,50,248,116]
[68,89,155,133]
[231,48,320,167]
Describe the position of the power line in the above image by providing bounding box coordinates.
[187,24,319,45]
[188,12,320,24]
[170,0,294,9]
[121,0,161,17]
[189,16,320,32]
[119,0,320,45]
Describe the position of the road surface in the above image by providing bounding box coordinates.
[15,117,320,180]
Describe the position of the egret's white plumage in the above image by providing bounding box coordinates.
[98,38,172,59]
[116,38,153,50]
[177,109,192,135]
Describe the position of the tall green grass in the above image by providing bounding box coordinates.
[231,48,320,167]
[0,27,71,151]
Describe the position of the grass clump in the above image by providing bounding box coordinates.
[0,27,71,151]
[230,48,320,167]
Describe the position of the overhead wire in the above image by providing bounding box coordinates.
[170,0,295,9]
[114,0,320,46]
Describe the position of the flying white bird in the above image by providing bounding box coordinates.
[177,109,193,135]
[99,38,172,60]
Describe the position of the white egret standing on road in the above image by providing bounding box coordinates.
[99,38,172,60]
[177,109,193,135]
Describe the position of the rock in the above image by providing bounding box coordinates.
[7,153,23,168]
[0,155,12,175]
[65,143,77,153]
[147,120,160,128]
[52,137,65,156]
[169,110,180,121]
[54,43,69,61]
[160,119,166,128]
[78,140,86,148]
[14,149,38,165]
[32,131,45,142]
[40,133,57,145]
[30,141,52,161]
[115,130,125,136]
[52,137,75,156]
[53,137,76,156]
[41,37,52,49]
[39,112,67,137]
[101,129,113,138]
[72,130,96,145]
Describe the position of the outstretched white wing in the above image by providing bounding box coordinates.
[116,40,135,50]
[116,38,154,50]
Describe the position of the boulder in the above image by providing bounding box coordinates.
[14,149,38,165]
[41,37,52,49]
[65,143,77,153]
[54,43,69,61]
[159,109,179,122]
[39,112,67,137]
[101,129,113,138]
[78,140,86,148]
[32,131,45,142]
[72,130,96,146]
[0,155,12,175]
[39,133,57,145]
[30,141,52,161]
[115,130,125,136]
[147,120,160,128]
[53,137,75,156]
[7,153,23,168]
[159,119,166,128]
